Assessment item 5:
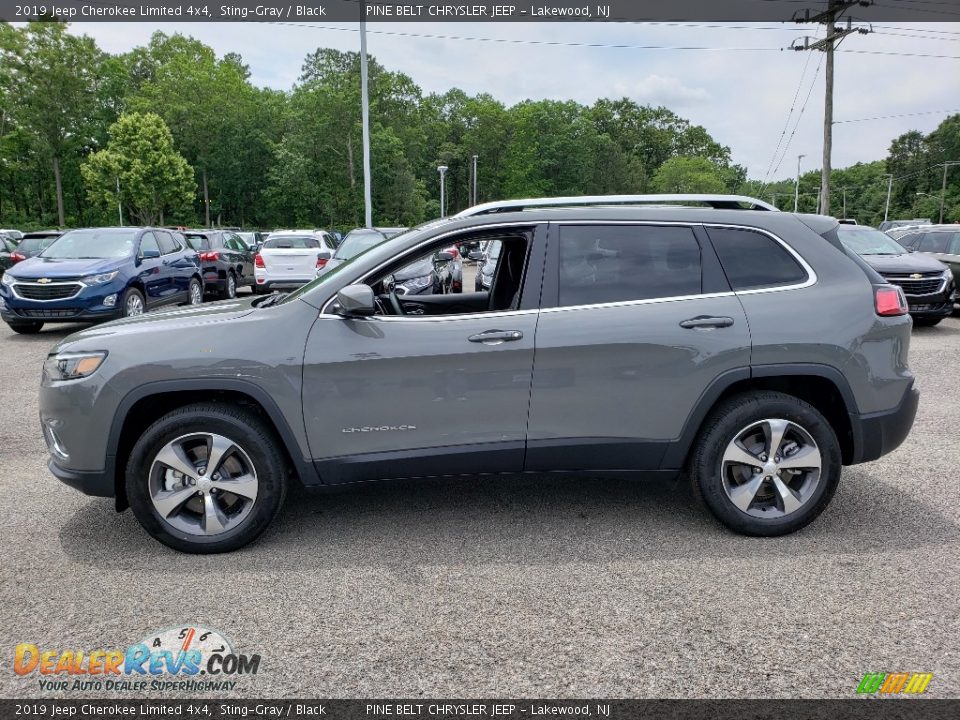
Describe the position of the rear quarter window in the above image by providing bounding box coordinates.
[706,227,808,291]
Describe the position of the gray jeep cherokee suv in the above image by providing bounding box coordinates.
[39,195,919,553]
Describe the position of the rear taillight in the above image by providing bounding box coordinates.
[875,285,908,316]
[254,254,265,268]
[316,256,328,269]
[9,252,25,264]
[199,251,219,262]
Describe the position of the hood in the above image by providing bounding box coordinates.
[860,252,949,275]
[393,258,433,281]
[54,297,258,349]
[7,256,125,280]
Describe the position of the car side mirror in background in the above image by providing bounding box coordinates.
[335,284,377,317]
[317,250,332,260]
[436,251,454,262]
[140,248,160,260]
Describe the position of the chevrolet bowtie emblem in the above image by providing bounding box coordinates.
[910,273,923,279]
[37,278,52,284]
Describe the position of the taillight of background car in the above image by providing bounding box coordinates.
[316,254,328,269]
[254,254,265,268]
[199,251,220,262]
[875,285,909,316]
[9,252,25,264]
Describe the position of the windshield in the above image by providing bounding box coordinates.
[837,226,907,256]
[336,231,387,259]
[263,235,320,249]
[39,229,137,259]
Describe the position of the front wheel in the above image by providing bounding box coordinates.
[125,404,288,553]
[689,391,841,536]
[221,272,237,300]
[121,287,145,317]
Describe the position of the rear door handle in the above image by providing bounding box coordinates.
[679,316,734,329]
[468,329,523,344]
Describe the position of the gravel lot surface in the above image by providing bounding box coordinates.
[1,296,957,699]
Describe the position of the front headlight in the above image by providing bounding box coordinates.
[43,351,107,382]
[399,274,432,292]
[81,271,119,285]
[1,273,15,286]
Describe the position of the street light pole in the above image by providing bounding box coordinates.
[883,173,893,223]
[116,176,123,227]
[939,161,960,224]
[795,154,805,213]
[360,19,373,228]
[438,165,448,218]
[472,154,478,206]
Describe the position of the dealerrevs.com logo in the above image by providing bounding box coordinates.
[13,625,261,693]
[856,672,933,695]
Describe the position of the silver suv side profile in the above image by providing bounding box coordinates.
[39,195,919,553]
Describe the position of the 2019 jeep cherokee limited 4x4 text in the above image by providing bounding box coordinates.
[39,195,919,553]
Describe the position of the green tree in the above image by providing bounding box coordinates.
[652,157,726,194]
[81,112,195,226]
[1,22,103,226]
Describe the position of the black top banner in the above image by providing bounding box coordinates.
[2,0,958,23]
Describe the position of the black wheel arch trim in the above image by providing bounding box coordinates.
[106,378,316,506]
[660,363,861,469]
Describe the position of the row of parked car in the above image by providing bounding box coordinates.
[0,223,479,334]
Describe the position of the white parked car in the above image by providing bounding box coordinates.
[254,230,337,293]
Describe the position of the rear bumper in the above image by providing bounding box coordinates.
[848,383,919,464]
[48,457,114,497]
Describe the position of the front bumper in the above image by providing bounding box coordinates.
[848,383,920,464]
[1,280,126,323]
[48,457,113,497]
[2,305,122,323]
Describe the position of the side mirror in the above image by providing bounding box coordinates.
[436,251,454,262]
[335,284,376,317]
[141,248,160,260]
[317,250,332,261]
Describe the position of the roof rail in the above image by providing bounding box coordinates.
[453,194,778,218]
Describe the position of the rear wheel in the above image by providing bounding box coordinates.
[125,403,288,553]
[187,278,203,306]
[221,271,237,300]
[6,320,43,334]
[689,391,840,536]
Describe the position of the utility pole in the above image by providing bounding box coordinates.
[795,154,805,212]
[792,2,872,217]
[842,187,847,219]
[360,19,373,228]
[116,177,123,227]
[939,161,960,224]
[883,173,893,222]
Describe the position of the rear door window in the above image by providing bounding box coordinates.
[917,233,950,254]
[156,231,179,255]
[557,225,701,307]
[707,227,808,290]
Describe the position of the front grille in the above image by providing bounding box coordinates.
[881,273,945,296]
[13,282,82,301]
[16,308,81,319]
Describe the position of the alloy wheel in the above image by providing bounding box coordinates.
[227,274,236,298]
[189,282,202,305]
[148,432,259,536]
[125,293,144,317]
[720,418,822,518]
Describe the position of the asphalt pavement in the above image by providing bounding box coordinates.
[0,297,957,699]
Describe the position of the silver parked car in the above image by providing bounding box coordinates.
[39,194,918,552]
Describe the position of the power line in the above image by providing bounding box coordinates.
[768,53,825,183]
[835,108,960,124]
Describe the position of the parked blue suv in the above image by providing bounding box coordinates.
[0,227,203,334]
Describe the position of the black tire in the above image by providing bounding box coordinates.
[6,320,43,334]
[185,277,203,306]
[252,283,264,295]
[125,403,288,553]
[220,271,237,300]
[913,317,942,327]
[121,287,145,317]
[689,390,841,537]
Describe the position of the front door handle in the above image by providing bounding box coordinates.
[468,329,523,345]
[679,316,734,329]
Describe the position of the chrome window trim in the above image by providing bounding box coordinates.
[11,281,85,302]
[538,220,817,313]
[319,221,540,317]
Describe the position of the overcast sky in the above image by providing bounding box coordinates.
[69,21,960,184]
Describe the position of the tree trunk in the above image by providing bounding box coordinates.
[52,156,65,227]
[202,168,210,227]
[347,136,356,188]
[159,209,164,225]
